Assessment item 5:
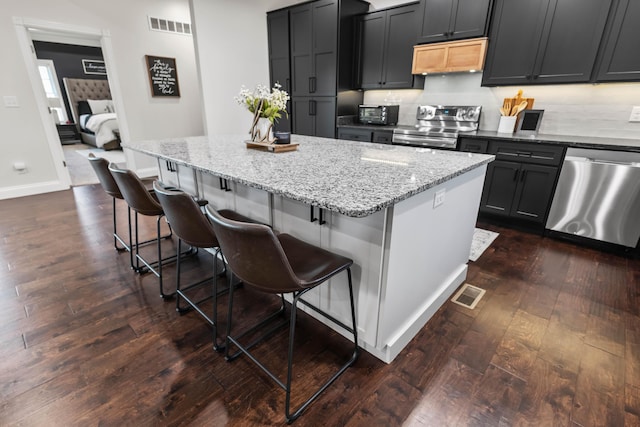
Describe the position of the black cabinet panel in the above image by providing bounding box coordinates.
[292,97,336,138]
[338,128,372,141]
[416,0,491,44]
[458,138,488,153]
[267,10,291,133]
[481,160,520,216]
[358,12,386,88]
[482,0,612,86]
[372,130,393,144]
[534,0,611,83]
[597,0,640,82]
[479,139,563,224]
[511,164,557,221]
[481,0,549,86]
[356,3,422,90]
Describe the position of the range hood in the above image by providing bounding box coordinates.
[412,37,488,75]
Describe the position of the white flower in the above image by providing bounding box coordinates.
[236,83,290,123]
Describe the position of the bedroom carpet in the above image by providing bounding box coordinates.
[469,227,499,261]
[62,143,125,186]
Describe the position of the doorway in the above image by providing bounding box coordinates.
[13,17,130,188]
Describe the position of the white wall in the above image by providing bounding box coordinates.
[189,0,299,136]
[1,0,203,199]
[364,73,640,139]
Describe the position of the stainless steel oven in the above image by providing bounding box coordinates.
[392,105,481,149]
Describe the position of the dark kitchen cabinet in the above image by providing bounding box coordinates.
[292,97,336,138]
[337,127,393,143]
[267,9,291,132]
[338,127,371,142]
[290,0,338,97]
[596,0,640,82]
[482,0,612,86]
[268,0,368,138]
[356,3,424,89]
[481,161,558,222]
[479,140,564,223]
[416,0,492,44]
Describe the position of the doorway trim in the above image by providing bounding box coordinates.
[13,17,132,194]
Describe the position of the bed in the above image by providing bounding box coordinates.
[63,78,121,150]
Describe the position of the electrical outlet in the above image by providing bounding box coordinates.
[629,106,640,122]
[3,96,19,108]
[434,189,446,208]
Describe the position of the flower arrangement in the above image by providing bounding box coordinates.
[235,83,289,124]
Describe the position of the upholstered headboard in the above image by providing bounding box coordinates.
[63,78,112,127]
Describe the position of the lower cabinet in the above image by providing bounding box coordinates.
[460,137,565,225]
[480,161,557,222]
[292,97,336,138]
[337,127,393,144]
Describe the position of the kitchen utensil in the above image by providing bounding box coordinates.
[502,99,512,116]
[511,100,528,116]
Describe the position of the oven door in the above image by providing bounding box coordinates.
[391,133,457,149]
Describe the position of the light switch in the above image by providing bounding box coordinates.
[4,96,19,108]
[629,106,640,122]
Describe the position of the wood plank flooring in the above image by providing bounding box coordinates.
[1,184,639,426]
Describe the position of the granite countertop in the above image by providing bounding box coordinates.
[124,134,493,218]
[461,130,640,152]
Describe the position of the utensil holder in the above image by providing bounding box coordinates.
[497,116,517,134]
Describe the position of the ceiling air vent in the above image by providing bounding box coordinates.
[148,16,192,36]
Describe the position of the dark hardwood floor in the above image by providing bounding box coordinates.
[1,184,639,426]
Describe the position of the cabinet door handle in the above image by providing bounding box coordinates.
[309,76,316,93]
[520,170,527,182]
[513,169,519,181]
[285,78,291,93]
[309,99,316,116]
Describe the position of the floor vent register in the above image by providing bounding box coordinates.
[451,283,486,309]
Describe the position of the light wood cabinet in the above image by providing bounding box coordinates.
[412,37,487,74]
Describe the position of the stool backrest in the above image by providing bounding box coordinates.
[153,181,218,248]
[88,155,122,199]
[205,206,301,293]
[108,163,163,216]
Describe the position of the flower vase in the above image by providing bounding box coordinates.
[251,117,274,143]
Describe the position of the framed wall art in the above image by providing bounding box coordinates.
[145,55,180,97]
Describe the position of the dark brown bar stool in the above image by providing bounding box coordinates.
[153,181,255,349]
[87,154,131,253]
[109,163,186,298]
[205,206,359,423]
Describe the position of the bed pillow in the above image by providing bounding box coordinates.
[87,99,113,114]
[77,100,92,116]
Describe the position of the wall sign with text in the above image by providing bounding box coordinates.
[82,59,107,75]
[145,55,180,97]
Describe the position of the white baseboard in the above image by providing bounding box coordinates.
[0,180,69,201]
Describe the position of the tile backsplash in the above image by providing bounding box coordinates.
[363,73,640,140]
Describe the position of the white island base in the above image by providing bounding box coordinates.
[162,162,486,363]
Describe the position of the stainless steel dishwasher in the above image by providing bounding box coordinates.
[546,147,640,248]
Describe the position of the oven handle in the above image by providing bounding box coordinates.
[392,134,457,147]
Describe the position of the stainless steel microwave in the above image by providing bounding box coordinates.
[358,105,399,125]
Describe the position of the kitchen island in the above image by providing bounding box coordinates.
[124,134,494,363]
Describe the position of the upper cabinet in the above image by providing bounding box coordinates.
[412,37,487,74]
[596,0,640,82]
[416,0,492,44]
[267,9,291,132]
[355,3,424,89]
[482,0,613,86]
[268,0,368,138]
[289,1,339,97]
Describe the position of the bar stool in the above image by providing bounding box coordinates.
[153,181,256,349]
[109,163,186,298]
[205,206,359,423]
[87,155,131,253]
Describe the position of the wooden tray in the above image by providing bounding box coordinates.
[245,141,299,153]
